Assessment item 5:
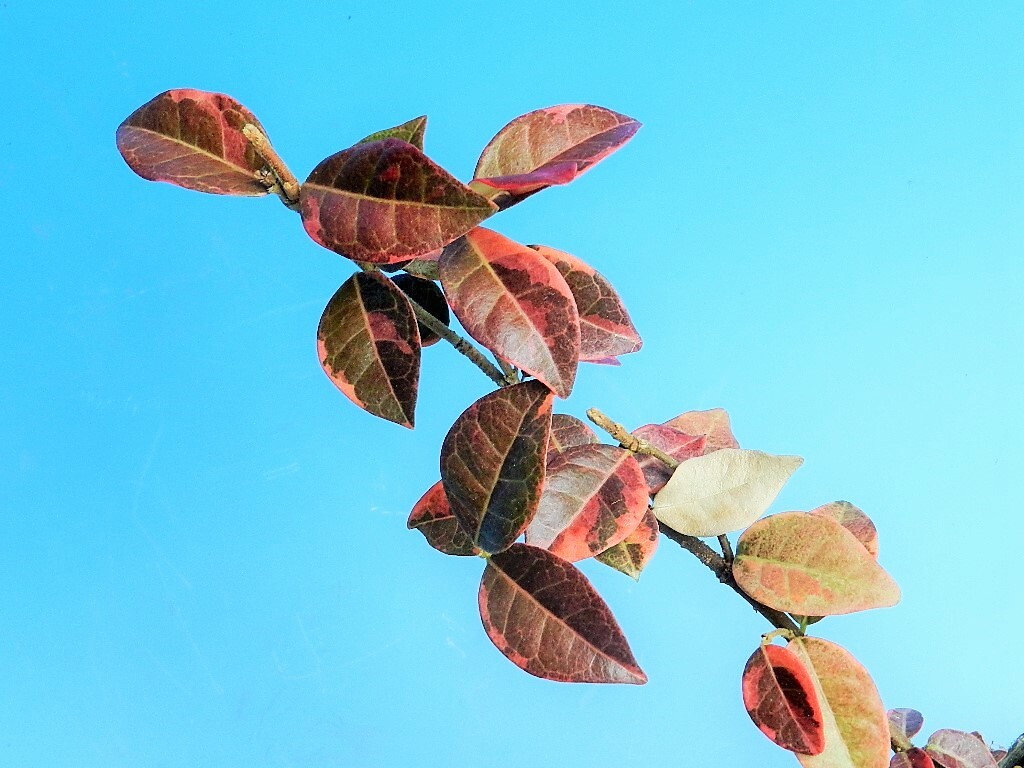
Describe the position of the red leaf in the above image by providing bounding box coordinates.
[439,228,580,398]
[358,116,427,150]
[892,749,937,768]
[317,272,420,427]
[300,139,496,264]
[116,89,270,196]
[662,408,740,453]
[925,730,1000,768]
[888,708,926,747]
[479,543,646,684]
[529,245,642,363]
[440,381,553,554]
[548,414,599,458]
[407,481,480,556]
[526,445,649,562]
[632,423,707,494]
[472,105,641,208]
[595,509,660,580]
[742,643,825,755]
[811,501,879,558]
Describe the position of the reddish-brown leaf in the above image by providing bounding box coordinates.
[662,408,740,453]
[632,424,707,494]
[300,139,496,264]
[439,228,580,397]
[528,245,642,363]
[548,414,600,458]
[389,273,449,347]
[891,748,937,768]
[317,272,420,427]
[526,445,649,562]
[116,89,270,196]
[472,105,641,208]
[479,543,646,684]
[407,481,479,556]
[733,512,900,616]
[742,643,825,755]
[925,730,1000,768]
[888,708,926,749]
[595,509,660,580]
[358,116,427,150]
[440,381,553,554]
[811,501,879,558]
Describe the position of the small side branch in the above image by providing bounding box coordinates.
[586,408,680,468]
[243,124,301,210]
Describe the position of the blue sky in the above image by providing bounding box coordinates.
[2,2,1022,766]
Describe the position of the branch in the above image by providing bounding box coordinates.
[586,408,680,468]
[242,123,301,210]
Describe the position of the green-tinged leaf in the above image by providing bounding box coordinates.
[811,501,879,558]
[548,414,599,458]
[479,543,646,684]
[891,748,936,768]
[389,273,449,347]
[440,381,553,554]
[407,481,479,556]
[889,709,926,749]
[595,509,660,580]
[733,512,901,616]
[529,245,642,363]
[317,272,420,427]
[300,138,496,264]
[472,105,640,208]
[632,423,706,494]
[439,228,580,398]
[789,637,890,768]
[651,448,802,536]
[116,89,270,195]
[358,116,427,150]
[742,642,825,755]
[526,445,649,562]
[925,730,1000,768]
[662,408,740,452]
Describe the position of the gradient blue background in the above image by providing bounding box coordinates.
[3,3,1022,766]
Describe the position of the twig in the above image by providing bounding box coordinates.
[586,408,680,468]
[242,123,301,210]
[718,534,734,562]
[494,355,520,385]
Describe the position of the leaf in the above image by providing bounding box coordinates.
[389,273,449,347]
[811,501,879,558]
[662,408,740,452]
[892,748,937,768]
[548,414,599,458]
[595,509,660,580]
[358,116,427,150]
[317,271,420,427]
[651,448,803,536]
[888,708,926,749]
[300,138,497,264]
[407,481,479,556]
[741,642,825,755]
[526,445,649,562]
[925,730,1000,768]
[439,228,580,398]
[733,512,901,616]
[472,105,641,208]
[478,543,646,684]
[789,636,891,768]
[440,381,553,554]
[116,89,270,196]
[632,423,706,494]
[529,245,642,362]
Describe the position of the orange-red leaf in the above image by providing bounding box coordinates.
[733,512,900,616]
[594,509,660,580]
[479,543,646,684]
[892,749,936,768]
[925,730,1000,768]
[811,501,879,558]
[662,408,740,453]
[116,89,270,196]
[526,445,649,562]
[317,272,420,427]
[407,481,479,556]
[742,643,825,755]
[632,423,706,494]
[439,228,580,398]
[301,139,496,264]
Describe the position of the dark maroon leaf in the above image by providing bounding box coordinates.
[407,481,479,556]
[892,748,937,768]
[595,509,660,580]
[317,271,420,427]
[389,273,449,347]
[439,228,580,398]
[548,414,599,458]
[526,445,649,562]
[300,138,496,264]
[925,730,1000,768]
[530,245,642,363]
[741,642,825,755]
[116,89,270,195]
[632,423,706,494]
[358,116,427,150]
[440,381,553,554]
[479,543,646,684]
